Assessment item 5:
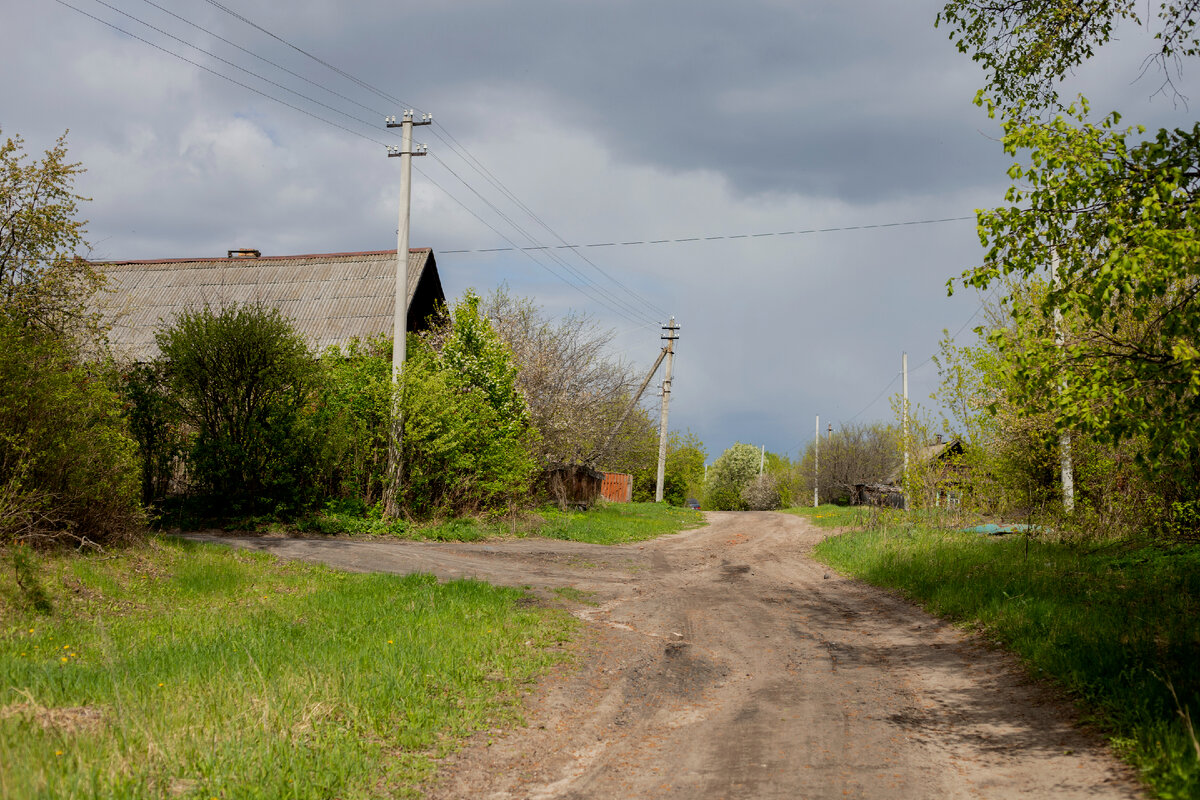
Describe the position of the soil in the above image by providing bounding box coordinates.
[183,511,1144,799]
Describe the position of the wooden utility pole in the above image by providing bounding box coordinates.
[1052,249,1075,513]
[382,110,431,519]
[654,318,679,502]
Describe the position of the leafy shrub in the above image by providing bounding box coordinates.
[0,320,142,544]
[399,292,538,516]
[155,303,321,515]
[313,336,393,508]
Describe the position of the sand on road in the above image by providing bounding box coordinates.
[183,511,1142,799]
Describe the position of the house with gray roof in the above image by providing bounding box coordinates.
[88,247,444,361]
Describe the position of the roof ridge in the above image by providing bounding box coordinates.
[91,248,432,266]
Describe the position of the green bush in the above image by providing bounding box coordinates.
[155,303,322,516]
[0,320,142,544]
[313,336,393,509]
[399,292,538,516]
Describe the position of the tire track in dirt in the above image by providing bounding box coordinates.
[182,512,1144,799]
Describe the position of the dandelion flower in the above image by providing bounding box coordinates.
[60,657,68,663]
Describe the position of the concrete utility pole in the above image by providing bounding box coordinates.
[759,445,766,475]
[902,351,909,512]
[382,110,431,519]
[592,345,668,462]
[813,415,820,507]
[1052,249,1075,513]
[654,317,679,502]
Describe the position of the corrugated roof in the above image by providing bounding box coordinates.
[88,249,437,361]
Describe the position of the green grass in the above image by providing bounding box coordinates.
[814,524,1200,799]
[781,504,875,529]
[294,501,706,545]
[537,502,706,545]
[0,538,574,799]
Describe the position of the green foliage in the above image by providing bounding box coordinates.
[119,362,186,505]
[0,129,99,336]
[632,430,706,504]
[0,320,142,545]
[155,303,321,516]
[816,524,1200,798]
[939,1,1200,528]
[400,292,538,517]
[313,336,393,509]
[703,443,762,510]
[0,538,574,798]
[957,104,1200,474]
[937,1,1199,111]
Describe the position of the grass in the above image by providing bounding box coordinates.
[537,502,706,545]
[781,504,874,529]
[813,521,1200,799]
[291,501,706,545]
[0,537,575,799]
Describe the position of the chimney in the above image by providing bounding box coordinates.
[935,434,943,445]
[227,248,261,259]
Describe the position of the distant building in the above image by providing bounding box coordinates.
[88,247,444,360]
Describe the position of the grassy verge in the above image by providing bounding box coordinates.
[781,504,874,529]
[290,501,706,545]
[0,538,574,799]
[537,502,706,545]
[814,523,1200,798]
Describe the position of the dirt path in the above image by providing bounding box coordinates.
[183,511,1142,799]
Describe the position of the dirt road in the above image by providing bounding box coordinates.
[184,511,1142,799]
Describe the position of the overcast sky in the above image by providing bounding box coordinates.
[3,0,1194,462]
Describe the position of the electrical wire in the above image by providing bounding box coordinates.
[441,215,976,254]
[56,0,661,326]
[55,0,389,147]
[185,0,669,322]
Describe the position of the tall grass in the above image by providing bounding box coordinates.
[815,524,1200,798]
[0,538,574,799]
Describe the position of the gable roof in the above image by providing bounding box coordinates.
[88,249,444,361]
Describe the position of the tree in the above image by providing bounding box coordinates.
[797,423,900,505]
[399,291,539,516]
[0,130,141,545]
[481,289,651,471]
[155,303,321,514]
[939,2,1200,490]
[704,443,762,510]
[0,130,99,337]
[937,1,1200,111]
[632,430,706,505]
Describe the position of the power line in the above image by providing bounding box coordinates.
[428,153,659,326]
[439,215,976,254]
[427,123,669,321]
[86,0,384,132]
[201,0,417,112]
[56,0,662,327]
[195,0,665,323]
[135,0,389,119]
[55,0,389,147]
